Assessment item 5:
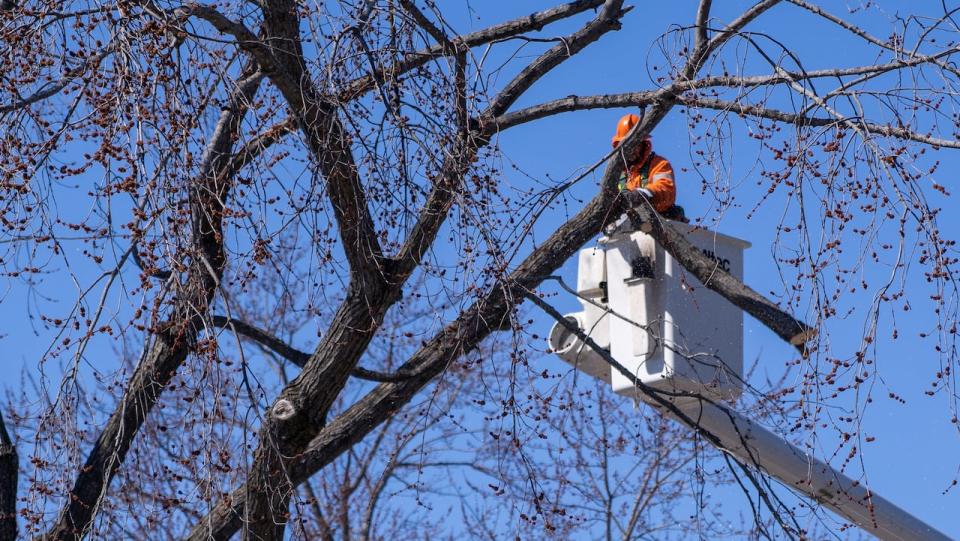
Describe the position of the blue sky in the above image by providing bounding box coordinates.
[473,0,960,537]
[3,0,959,538]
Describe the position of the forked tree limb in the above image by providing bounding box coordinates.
[183,95,669,541]
[337,0,608,102]
[45,67,265,541]
[187,2,812,537]
[234,1,631,537]
[186,85,818,539]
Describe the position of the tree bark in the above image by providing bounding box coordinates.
[45,69,264,540]
[236,1,630,536]
[628,204,815,350]
[186,90,814,539]
[183,101,633,538]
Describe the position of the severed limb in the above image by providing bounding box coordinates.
[626,203,816,351]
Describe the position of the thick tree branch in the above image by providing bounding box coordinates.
[497,91,960,150]
[495,91,659,130]
[398,0,454,51]
[185,90,662,541]
[0,412,16,541]
[486,1,629,117]
[182,4,261,47]
[338,0,607,102]
[211,316,310,366]
[628,204,815,350]
[234,2,632,537]
[45,68,264,541]
[350,366,416,383]
[234,0,409,535]
[693,0,713,54]
[682,96,960,149]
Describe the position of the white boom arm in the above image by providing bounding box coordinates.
[663,397,951,540]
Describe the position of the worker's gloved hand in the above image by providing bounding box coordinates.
[623,188,653,208]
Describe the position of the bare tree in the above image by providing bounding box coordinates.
[1,0,958,539]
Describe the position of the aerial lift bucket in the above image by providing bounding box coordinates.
[549,220,750,402]
[547,221,950,541]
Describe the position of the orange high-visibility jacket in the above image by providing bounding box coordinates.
[623,153,676,212]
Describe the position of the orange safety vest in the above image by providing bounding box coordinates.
[618,153,676,213]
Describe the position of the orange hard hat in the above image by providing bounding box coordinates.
[611,113,650,147]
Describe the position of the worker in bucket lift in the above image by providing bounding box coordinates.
[611,113,687,222]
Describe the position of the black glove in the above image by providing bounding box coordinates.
[623,188,653,208]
